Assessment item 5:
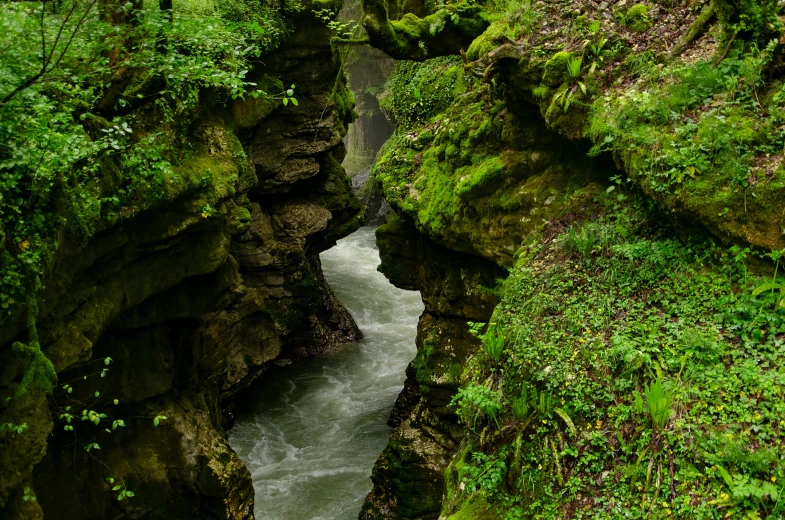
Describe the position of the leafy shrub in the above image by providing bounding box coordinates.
[452,383,503,429]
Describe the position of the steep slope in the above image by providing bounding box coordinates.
[362,0,785,518]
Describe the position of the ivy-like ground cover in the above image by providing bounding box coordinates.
[450,192,785,519]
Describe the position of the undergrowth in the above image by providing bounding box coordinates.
[451,195,785,519]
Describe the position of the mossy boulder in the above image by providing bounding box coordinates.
[230,76,284,131]
[466,20,510,61]
[362,0,490,60]
[542,51,573,87]
[625,3,652,32]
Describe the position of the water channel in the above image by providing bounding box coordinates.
[228,227,423,519]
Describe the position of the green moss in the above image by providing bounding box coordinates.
[625,3,652,32]
[466,21,509,61]
[455,156,505,196]
[364,0,490,60]
[228,206,251,236]
[452,203,785,517]
[713,0,779,41]
[544,94,588,140]
[542,51,572,87]
[385,56,464,130]
[230,76,283,130]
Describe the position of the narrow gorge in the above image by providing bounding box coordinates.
[2,0,785,519]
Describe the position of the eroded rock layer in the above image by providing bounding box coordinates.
[0,6,363,520]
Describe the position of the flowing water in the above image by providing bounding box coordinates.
[228,227,423,520]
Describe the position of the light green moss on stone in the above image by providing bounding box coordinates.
[625,3,652,32]
[542,51,572,87]
[466,21,509,60]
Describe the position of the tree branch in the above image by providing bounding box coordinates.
[0,0,97,109]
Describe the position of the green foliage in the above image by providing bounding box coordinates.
[0,0,294,324]
[22,486,37,502]
[588,40,782,196]
[382,56,464,131]
[452,383,503,430]
[467,321,487,337]
[511,385,528,418]
[566,56,582,79]
[461,445,509,497]
[558,224,596,259]
[483,324,504,364]
[713,0,780,42]
[454,200,785,518]
[584,21,608,73]
[542,51,572,87]
[0,422,29,435]
[641,378,675,430]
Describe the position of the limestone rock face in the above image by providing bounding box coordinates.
[0,7,362,520]
[361,215,504,519]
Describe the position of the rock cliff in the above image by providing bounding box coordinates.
[0,4,363,519]
[362,0,785,518]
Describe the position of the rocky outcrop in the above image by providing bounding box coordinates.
[360,215,504,519]
[0,5,363,520]
[362,1,785,518]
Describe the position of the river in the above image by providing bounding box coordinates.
[228,226,423,520]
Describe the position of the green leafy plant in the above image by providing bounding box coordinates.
[566,56,583,79]
[553,56,586,113]
[559,224,596,259]
[483,324,505,364]
[642,378,675,431]
[452,384,503,430]
[511,385,529,419]
[584,20,608,73]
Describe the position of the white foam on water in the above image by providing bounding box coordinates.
[228,227,423,520]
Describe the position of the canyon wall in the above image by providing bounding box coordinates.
[361,0,785,518]
[0,4,364,519]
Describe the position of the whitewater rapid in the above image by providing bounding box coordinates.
[228,227,423,519]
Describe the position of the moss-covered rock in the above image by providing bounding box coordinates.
[466,21,510,61]
[0,2,365,517]
[363,217,503,518]
[541,51,573,87]
[625,3,652,32]
[362,0,490,60]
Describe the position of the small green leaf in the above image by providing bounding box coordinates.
[752,282,784,297]
[716,464,734,488]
